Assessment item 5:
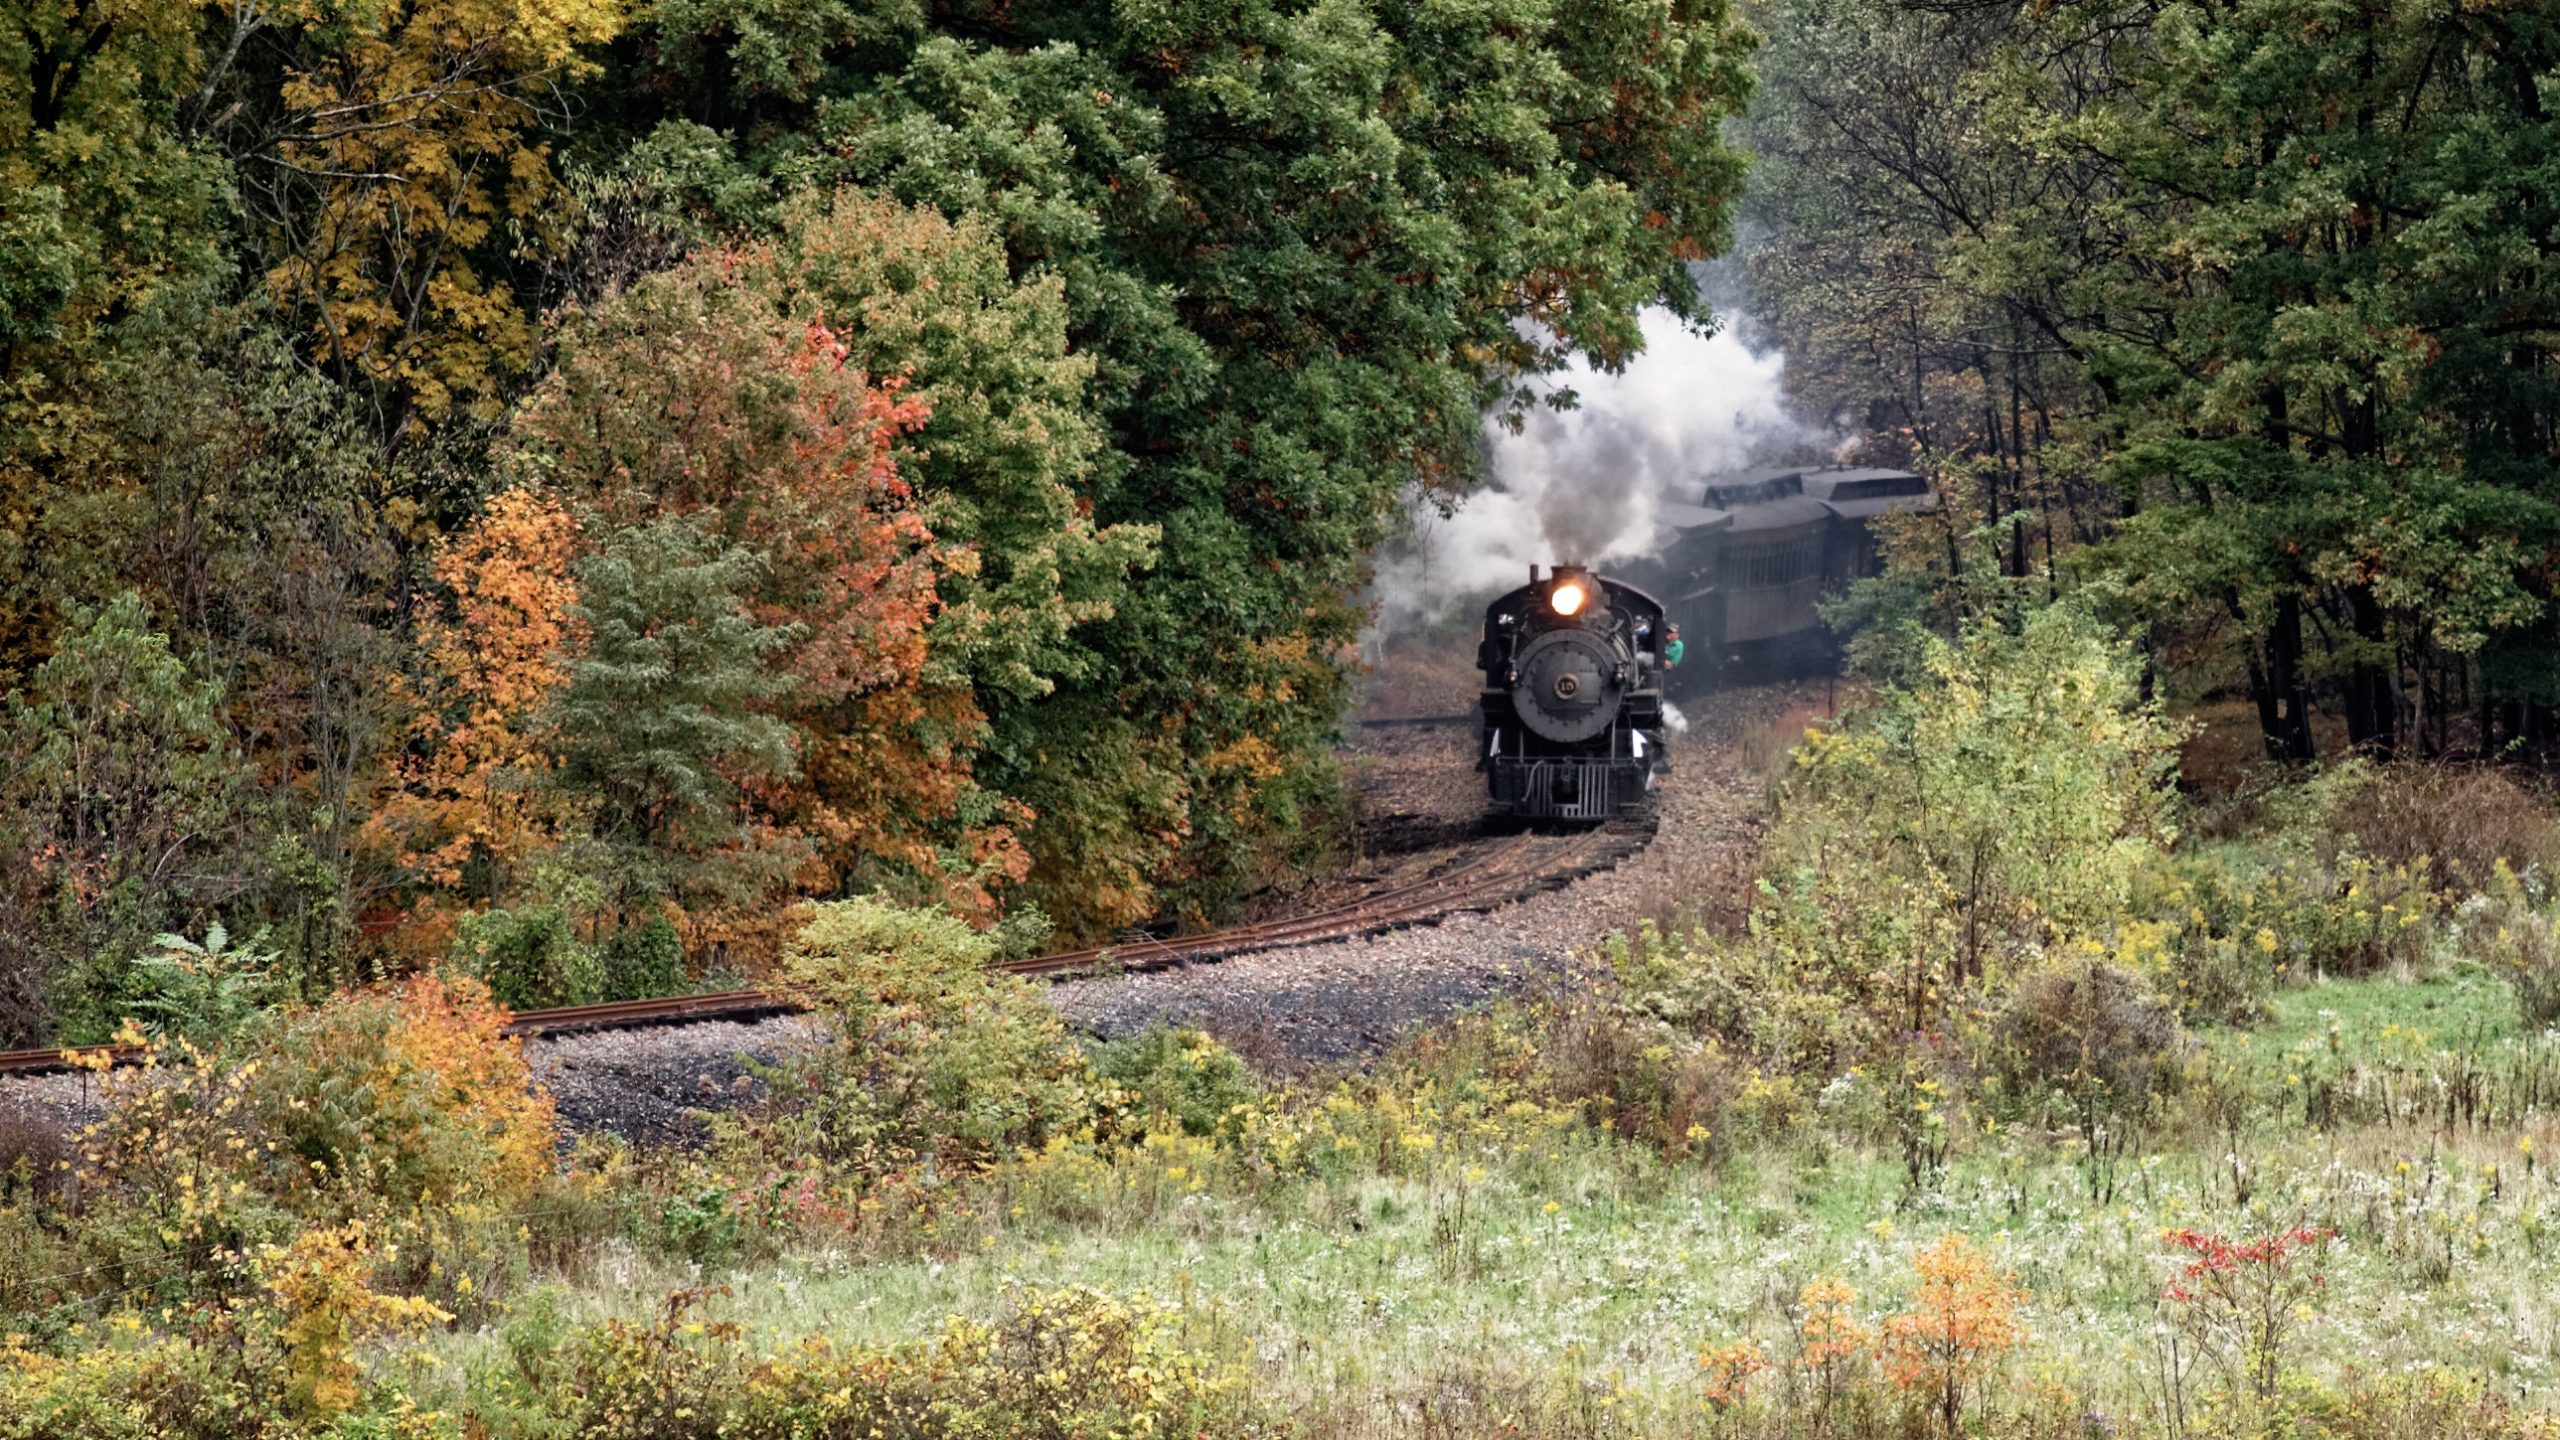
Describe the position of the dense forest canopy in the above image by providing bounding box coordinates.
[1738,0,2560,762]
[0,0,1756,1041]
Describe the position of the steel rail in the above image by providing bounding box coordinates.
[0,811,1653,1076]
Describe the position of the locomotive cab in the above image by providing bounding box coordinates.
[1477,565,1669,821]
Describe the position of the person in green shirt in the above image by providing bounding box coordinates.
[1663,624,1685,668]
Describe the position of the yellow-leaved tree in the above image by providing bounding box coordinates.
[211,0,630,425]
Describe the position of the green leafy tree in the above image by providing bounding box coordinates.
[0,0,224,354]
[1747,0,2560,764]
[2077,0,2560,761]
[0,592,245,1043]
[589,0,1759,928]
[78,302,403,982]
[545,517,804,926]
[0,0,229,663]
[1737,0,2119,585]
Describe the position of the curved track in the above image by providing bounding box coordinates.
[0,795,1658,1078]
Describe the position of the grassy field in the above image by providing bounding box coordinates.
[372,965,2560,1435]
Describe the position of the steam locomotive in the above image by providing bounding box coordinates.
[1477,565,1671,821]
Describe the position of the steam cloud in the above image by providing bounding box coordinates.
[1369,305,1827,639]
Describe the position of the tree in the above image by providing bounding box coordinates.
[0,593,245,1044]
[1744,0,2560,765]
[741,190,1158,930]
[366,485,586,953]
[1737,0,2120,587]
[83,301,406,981]
[0,0,224,357]
[587,0,1760,927]
[545,516,802,929]
[194,0,635,429]
[2078,0,2560,762]
[0,0,230,665]
[514,241,1047,924]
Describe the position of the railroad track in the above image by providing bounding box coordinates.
[0,809,1656,1078]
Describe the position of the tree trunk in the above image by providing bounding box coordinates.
[2340,584,2396,756]
[2266,595,2316,762]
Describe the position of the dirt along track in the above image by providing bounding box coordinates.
[0,680,1814,1138]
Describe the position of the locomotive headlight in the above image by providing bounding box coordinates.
[1549,580,1587,616]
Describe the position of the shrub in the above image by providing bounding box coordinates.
[454,900,601,1011]
[2136,831,2438,1023]
[0,1226,454,1439]
[2326,763,2560,897]
[1985,960,2190,1198]
[1987,962,2187,1106]
[0,1332,256,1440]
[1541,998,1748,1159]
[719,899,1098,1186]
[258,1221,451,1422]
[1779,603,2181,991]
[553,1284,1259,1440]
[1696,1336,1771,1410]
[2453,862,2560,1028]
[48,974,559,1318]
[121,923,283,1047]
[1091,1027,1260,1141]
[1791,1276,1875,1434]
[2163,1225,2334,1413]
[1605,917,1872,1079]
[238,972,556,1216]
[600,914,685,1000]
[0,1112,68,1205]
[778,896,998,1018]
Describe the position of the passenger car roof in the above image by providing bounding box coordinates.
[1797,467,1936,519]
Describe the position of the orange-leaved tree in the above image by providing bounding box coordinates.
[510,249,1031,950]
[1882,1234,2027,1437]
[364,487,586,956]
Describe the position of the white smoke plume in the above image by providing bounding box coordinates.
[1368,305,1827,640]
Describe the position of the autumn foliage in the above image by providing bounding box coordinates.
[260,0,633,423]
[1881,1235,2027,1437]
[368,488,586,947]
[2163,1226,2334,1410]
[82,972,556,1229]
[368,216,1056,968]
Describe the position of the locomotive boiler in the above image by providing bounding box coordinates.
[1476,565,1670,821]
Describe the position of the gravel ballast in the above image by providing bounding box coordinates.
[0,682,1809,1139]
[1046,684,1800,1068]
